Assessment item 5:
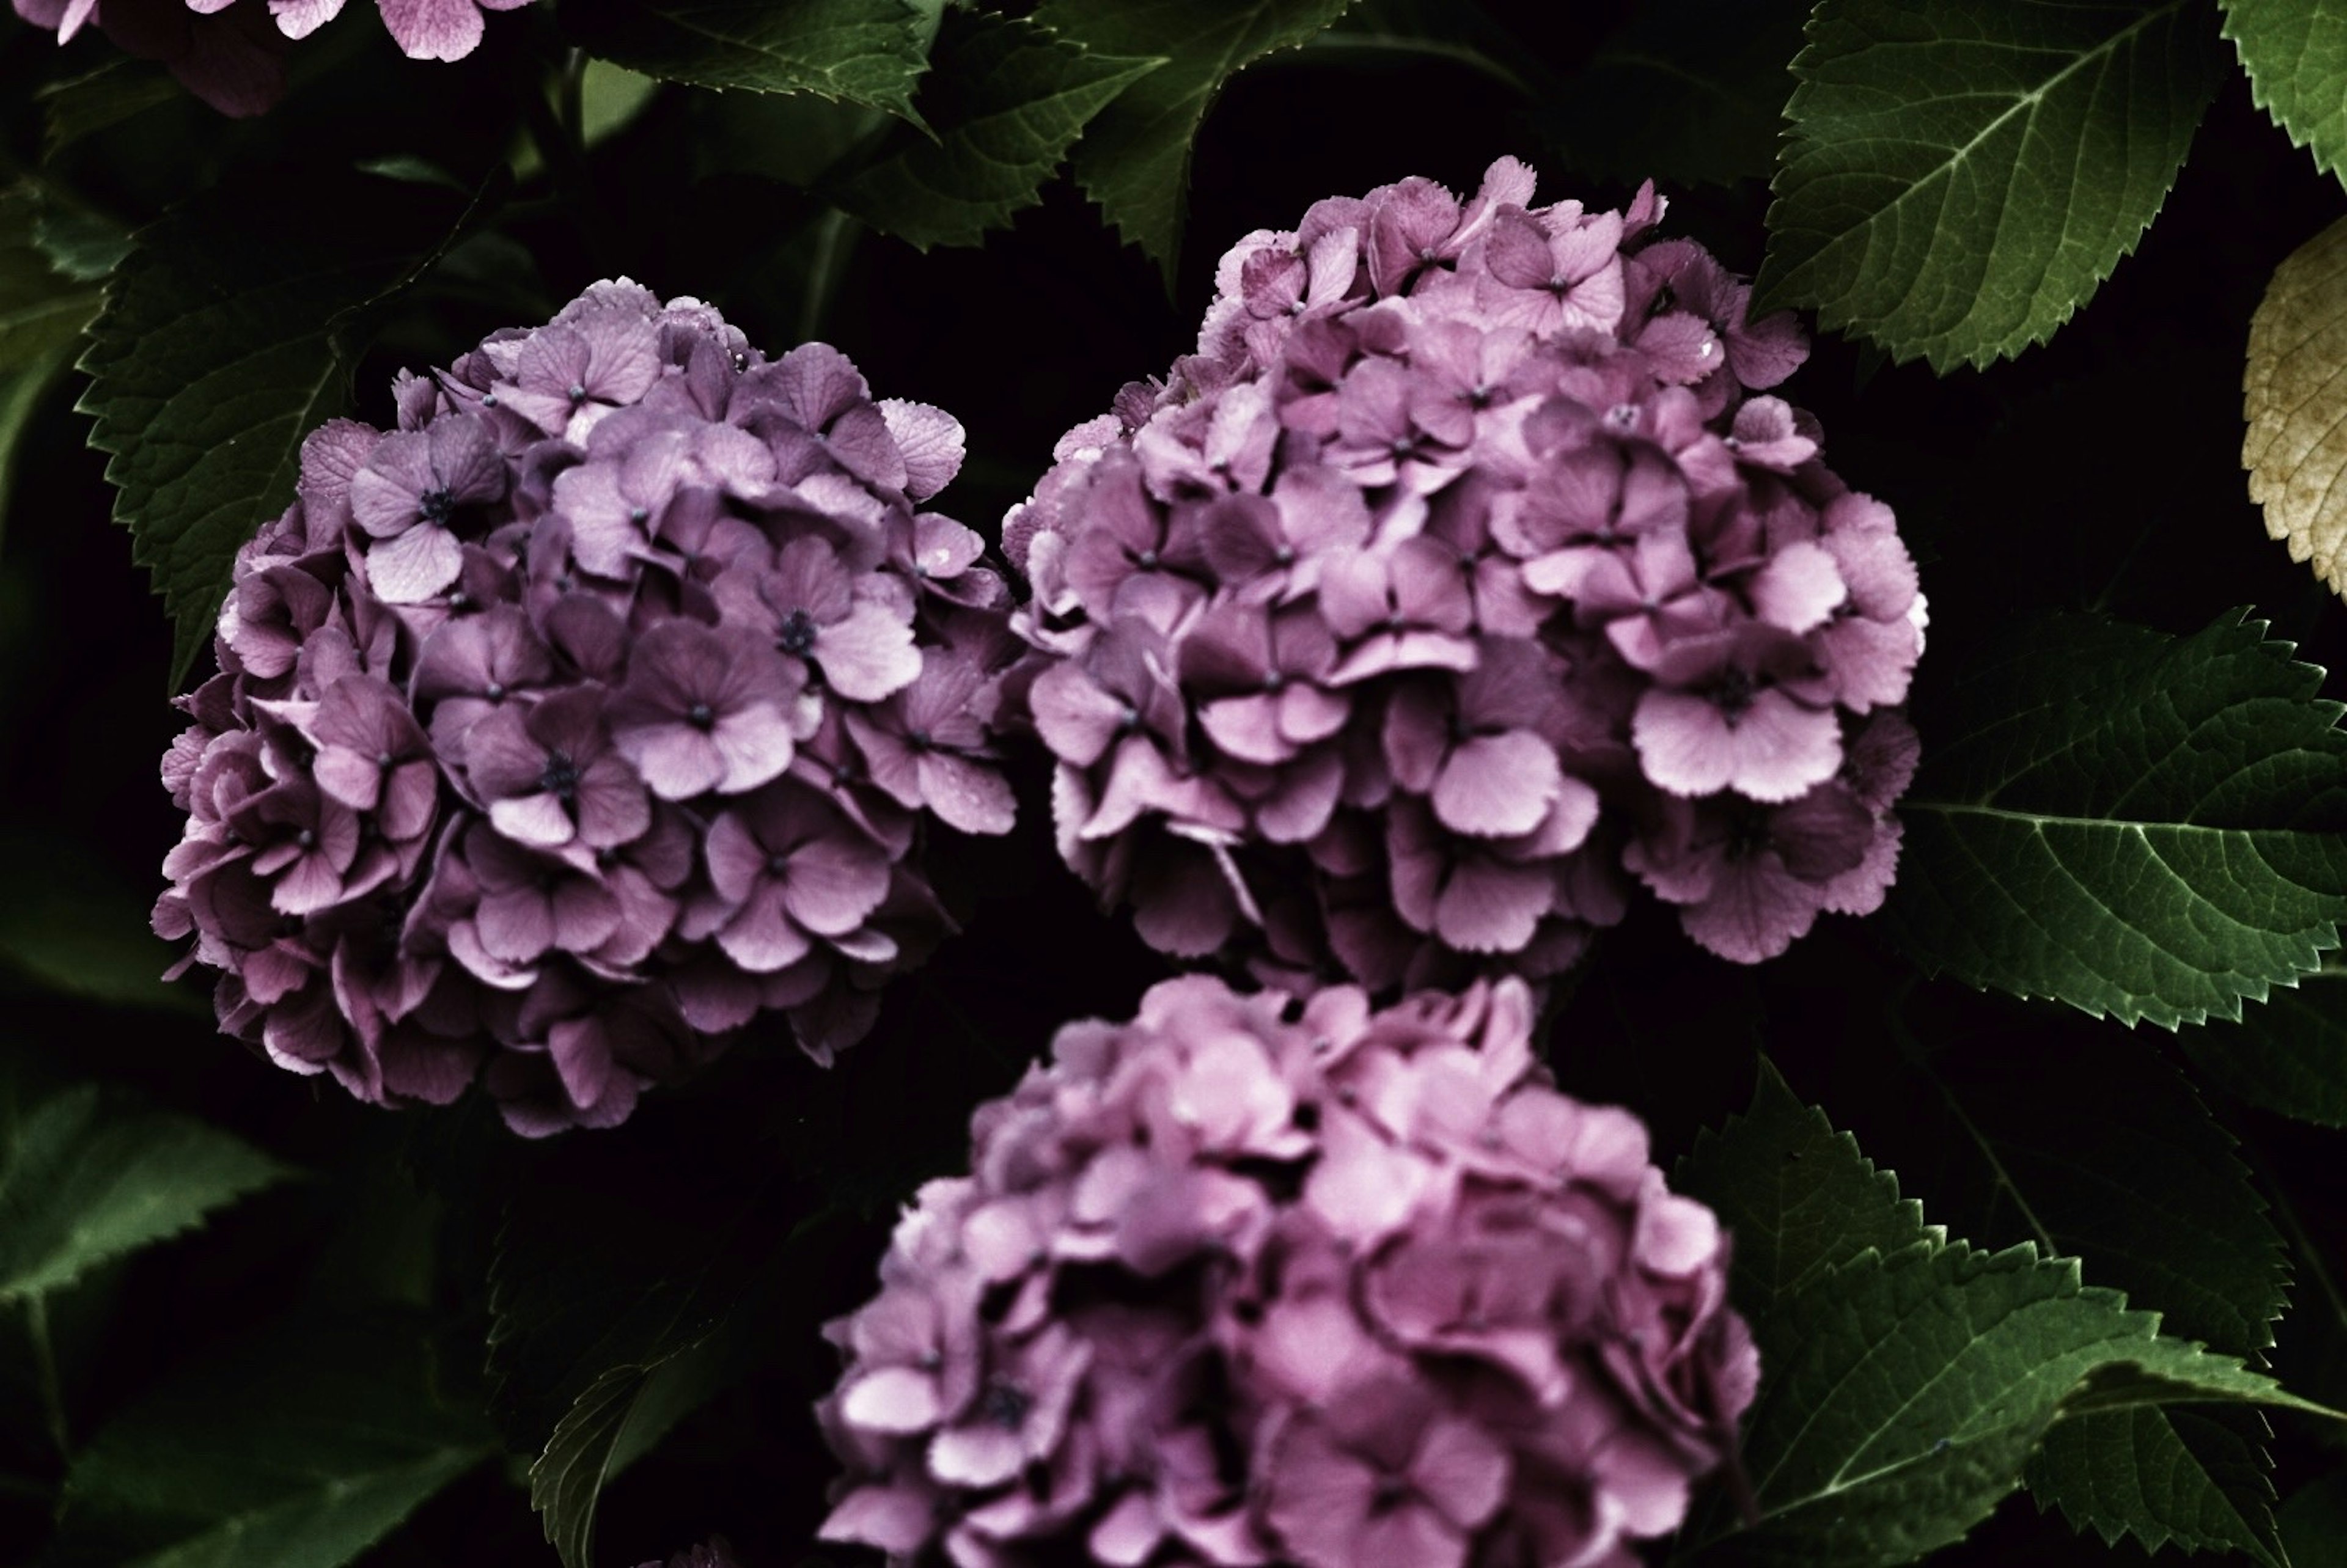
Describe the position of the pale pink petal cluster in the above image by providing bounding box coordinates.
[818,974,1757,1568]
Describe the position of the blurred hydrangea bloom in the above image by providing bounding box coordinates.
[634,1541,735,1568]
[12,0,537,114]
[1007,159,1923,987]
[817,974,1755,1568]
[155,281,1017,1134]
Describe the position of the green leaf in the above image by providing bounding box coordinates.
[1756,0,2227,370]
[1909,1034,2287,1358]
[558,0,942,120]
[79,170,498,689]
[2027,1405,2285,1565]
[0,1079,290,1305]
[53,1315,491,1568]
[1538,0,1810,188]
[834,10,1162,250]
[1674,1060,1936,1323]
[1688,1239,2321,1564]
[1883,610,2347,1027]
[529,1319,746,1568]
[489,1100,848,1567]
[37,59,181,159]
[2181,976,2347,1125]
[0,188,103,543]
[1679,1074,2326,1564]
[1874,1030,2294,1557]
[0,830,206,1016]
[2279,1468,2347,1564]
[1033,0,1357,276]
[2224,0,2347,186]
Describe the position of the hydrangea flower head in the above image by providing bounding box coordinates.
[155,282,1017,1134]
[1008,159,1923,986]
[817,974,1756,1567]
[13,0,538,114]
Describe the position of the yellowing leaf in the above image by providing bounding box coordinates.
[2245,215,2347,595]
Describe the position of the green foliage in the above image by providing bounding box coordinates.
[0,187,103,543]
[1914,1034,2286,1357]
[1675,1059,1936,1320]
[0,831,204,1016]
[2280,1470,2347,1564]
[1884,610,2347,1027]
[79,170,498,689]
[2224,0,2347,186]
[49,1315,491,1568]
[2027,1405,2284,1564]
[1032,0,1359,276]
[1886,1033,2291,1557]
[531,1339,735,1568]
[487,1102,840,1567]
[559,0,943,120]
[834,11,1162,251]
[0,1074,289,1306]
[1538,0,1810,188]
[1677,1074,2327,1565]
[1757,0,2227,370]
[2183,978,2347,1125]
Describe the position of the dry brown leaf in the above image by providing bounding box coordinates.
[2245,216,2347,597]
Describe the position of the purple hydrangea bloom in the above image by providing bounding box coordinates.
[12,0,537,113]
[1007,159,1924,983]
[817,974,1757,1568]
[157,282,1017,1133]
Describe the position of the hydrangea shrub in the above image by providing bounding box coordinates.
[1007,159,1925,991]
[153,281,1017,1134]
[817,973,1756,1568]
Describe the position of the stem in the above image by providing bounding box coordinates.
[798,208,860,343]
[24,1296,67,1458]
[520,62,608,265]
[558,48,587,153]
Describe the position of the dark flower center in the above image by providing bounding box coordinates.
[908,728,931,751]
[484,682,508,703]
[568,382,589,403]
[1713,667,1757,726]
[1134,548,1160,570]
[418,487,455,525]
[1722,801,1771,862]
[295,829,316,849]
[1263,671,1286,694]
[378,750,395,771]
[686,702,716,731]
[977,1382,1032,1431]
[539,751,582,800]
[630,506,650,526]
[1370,1475,1414,1512]
[777,609,820,656]
[1273,544,1296,567]
[767,851,793,877]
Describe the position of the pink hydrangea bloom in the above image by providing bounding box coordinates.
[1007,159,1923,983]
[155,282,1017,1134]
[12,0,538,114]
[817,974,1757,1568]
